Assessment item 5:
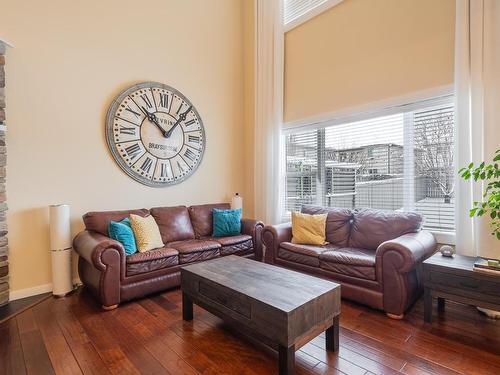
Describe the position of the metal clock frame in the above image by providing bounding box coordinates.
[105,81,206,187]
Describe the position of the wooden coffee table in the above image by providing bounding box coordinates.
[181,256,341,375]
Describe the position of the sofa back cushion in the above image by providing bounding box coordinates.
[188,203,231,238]
[301,205,352,247]
[349,209,422,250]
[83,209,149,236]
[150,206,195,243]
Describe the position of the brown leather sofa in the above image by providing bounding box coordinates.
[73,203,264,310]
[262,205,436,318]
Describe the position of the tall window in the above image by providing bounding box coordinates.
[283,0,339,26]
[283,96,455,233]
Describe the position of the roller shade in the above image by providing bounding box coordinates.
[283,96,455,233]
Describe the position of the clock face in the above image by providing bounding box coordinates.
[105,82,205,187]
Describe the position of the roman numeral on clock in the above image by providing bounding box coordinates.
[188,135,200,144]
[140,94,153,109]
[184,148,197,162]
[125,143,142,159]
[185,119,196,127]
[160,162,170,178]
[159,93,169,108]
[125,105,141,119]
[177,161,185,174]
[140,157,153,173]
[119,126,136,135]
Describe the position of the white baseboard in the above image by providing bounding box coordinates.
[9,278,82,301]
[9,283,53,301]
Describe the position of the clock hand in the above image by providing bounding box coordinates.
[165,106,192,138]
[141,106,169,137]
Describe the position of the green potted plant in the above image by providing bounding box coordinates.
[459,149,500,241]
[459,149,500,319]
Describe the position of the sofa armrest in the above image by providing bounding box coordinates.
[376,231,436,274]
[73,230,125,272]
[262,223,293,264]
[241,218,265,261]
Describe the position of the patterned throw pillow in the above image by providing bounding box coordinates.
[129,214,164,252]
[212,208,242,237]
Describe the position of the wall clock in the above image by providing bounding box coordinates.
[105,82,205,187]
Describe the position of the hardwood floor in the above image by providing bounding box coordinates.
[1,287,500,375]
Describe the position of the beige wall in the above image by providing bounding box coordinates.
[1,0,251,293]
[284,0,456,122]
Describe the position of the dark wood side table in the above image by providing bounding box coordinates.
[423,253,500,323]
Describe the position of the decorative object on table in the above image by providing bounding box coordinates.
[459,149,500,242]
[439,245,455,258]
[212,208,242,237]
[291,211,327,245]
[423,253,500,323]
[106,82,205,187]
[231,192,243,211]
[49,204,73,297]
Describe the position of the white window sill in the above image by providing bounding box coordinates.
[430,231,455,245]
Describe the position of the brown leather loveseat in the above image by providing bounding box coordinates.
[262,205,436,318]
[73,203,263,310]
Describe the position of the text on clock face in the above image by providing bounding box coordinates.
[106,82,205,187]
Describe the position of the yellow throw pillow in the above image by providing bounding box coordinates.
[129,214,164,252]
[291,211,327,246]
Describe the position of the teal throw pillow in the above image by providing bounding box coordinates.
[212,208,242,237]
[108,218,137,256]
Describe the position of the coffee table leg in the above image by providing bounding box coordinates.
[279,344,295,375]
[424,288,432,323]
[326,315,339,352]
[437,297,445,312]
[182,292,193,321]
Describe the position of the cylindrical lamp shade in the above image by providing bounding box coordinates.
[49,204,73,296]
[231,193,243,211]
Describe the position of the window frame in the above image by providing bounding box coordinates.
[281,85,456,244]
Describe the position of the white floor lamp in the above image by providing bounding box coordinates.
[49,204,73,297]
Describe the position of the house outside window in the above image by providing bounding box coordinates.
[282,95,455,234]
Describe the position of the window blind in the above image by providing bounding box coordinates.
[283,96,455,233]
[284,0,330,25]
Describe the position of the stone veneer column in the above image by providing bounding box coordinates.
[0,40,9,306]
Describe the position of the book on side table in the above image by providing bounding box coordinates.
[473,257,500,275]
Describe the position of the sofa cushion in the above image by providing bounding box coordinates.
[301,205,352,247]
[318,247,376,266]
[168,239,221,264]
[125,247,179,276]
[349,209,422,250]
[278,242,338,267]
[208,234,253,256]
[188,203,231,238]
[319,247,376,280]
[83,208,149,236]
[150,206,195,243]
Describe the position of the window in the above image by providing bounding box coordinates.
[283,0,343,30]
[283,96,455,233]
